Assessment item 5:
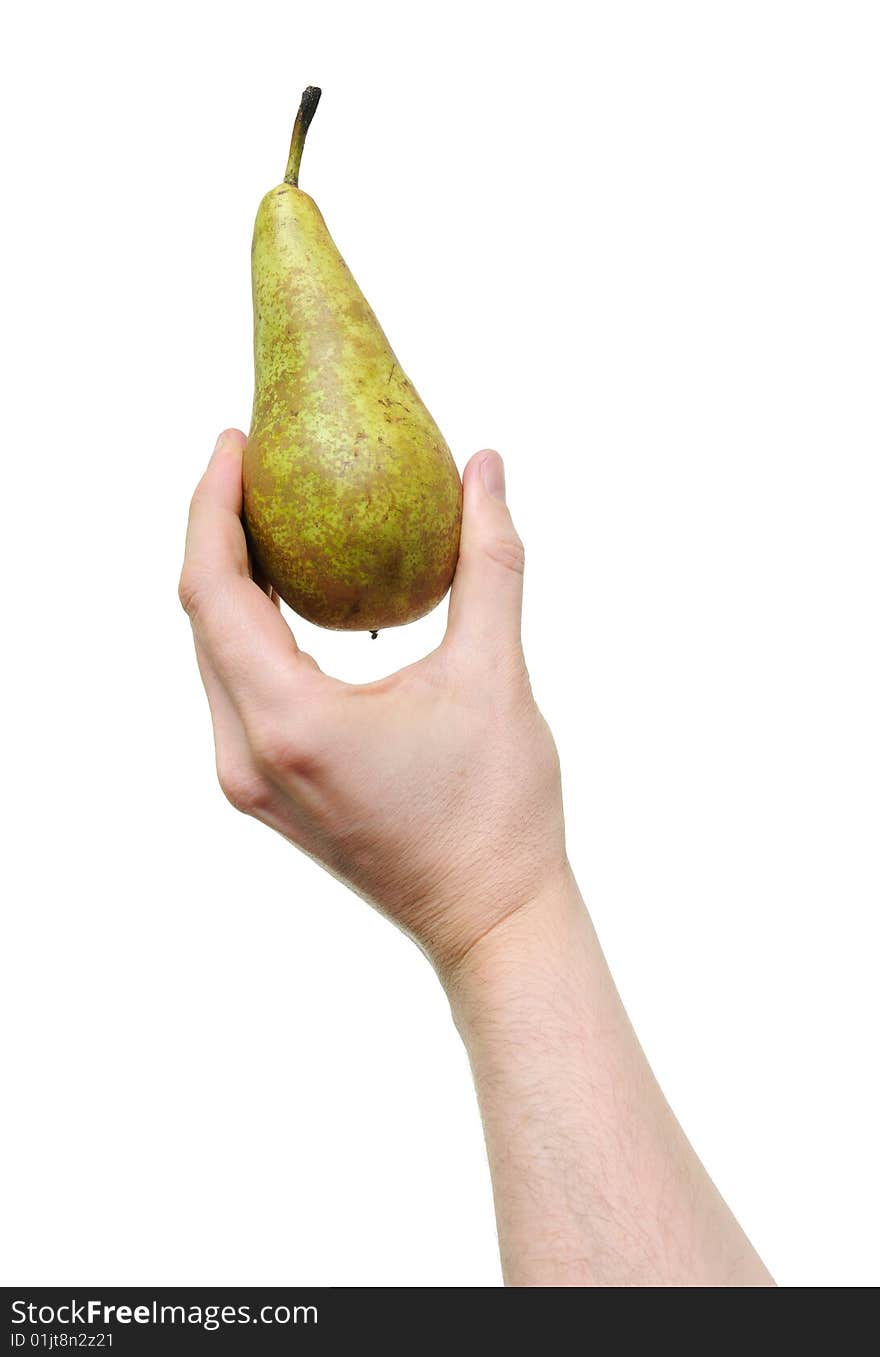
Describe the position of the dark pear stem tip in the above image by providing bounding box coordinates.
[284,86,322,186]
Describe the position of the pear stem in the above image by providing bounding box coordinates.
[284,86,322,186]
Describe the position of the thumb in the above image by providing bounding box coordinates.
[444,450,525,659]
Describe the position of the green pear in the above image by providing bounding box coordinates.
[243,87,462,633]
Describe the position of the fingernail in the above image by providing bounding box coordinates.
[212,431,228,460]
[480,452,506,501]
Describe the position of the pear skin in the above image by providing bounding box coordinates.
[243,88,462,632]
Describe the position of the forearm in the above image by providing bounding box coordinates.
[447,869,774,1287]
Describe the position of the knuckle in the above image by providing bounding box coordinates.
[247,716,323,782]
[217,759,271,816]
[483,532,525,576]
[177,570,197,616]
[188,482,208,518]
[178,566,207,618]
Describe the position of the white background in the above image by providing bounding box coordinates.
[2,1,878,1287]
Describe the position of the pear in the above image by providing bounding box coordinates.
[243,87,462,633]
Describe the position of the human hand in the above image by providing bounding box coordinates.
[180,430,566,980]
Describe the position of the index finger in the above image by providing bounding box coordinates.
[183,430,252,581]
[179,430,305,713]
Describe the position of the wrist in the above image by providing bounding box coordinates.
[442,861,594,1038]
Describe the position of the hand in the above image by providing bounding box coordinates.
[180,430,567,979]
